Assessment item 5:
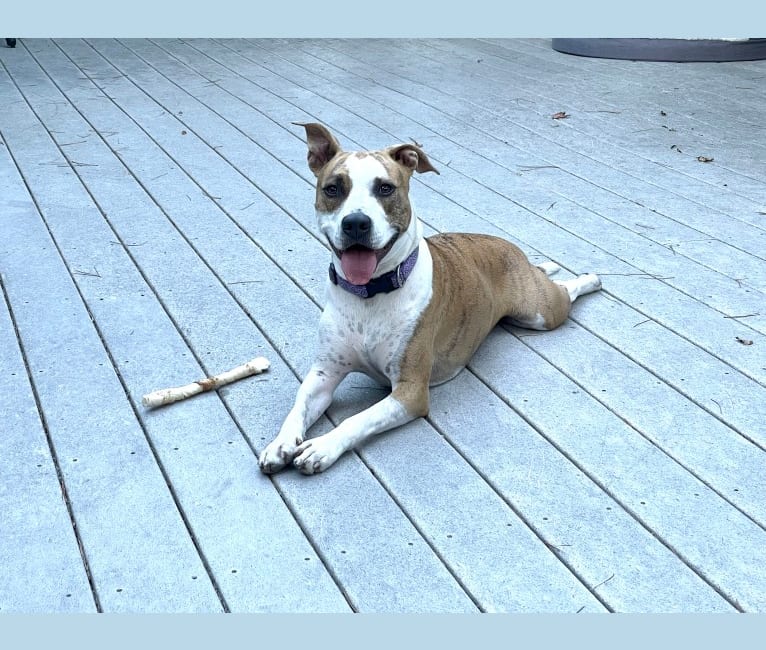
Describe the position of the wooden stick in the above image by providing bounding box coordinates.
[142,357,270,408]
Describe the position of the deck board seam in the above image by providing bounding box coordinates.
[1,129,101,613]
[464,357,745,612]
[504,322,766,525]
[422,413,615,612]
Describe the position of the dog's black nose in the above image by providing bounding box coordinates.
[341,212,372,243]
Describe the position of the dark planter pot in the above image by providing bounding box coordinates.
[551,38,766,62]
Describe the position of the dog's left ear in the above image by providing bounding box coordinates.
[294,122,343,176]
[387,143,440,175]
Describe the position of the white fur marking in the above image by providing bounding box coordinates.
[514,312,547,330]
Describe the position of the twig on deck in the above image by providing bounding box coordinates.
[723,313,759,320]
[73,267,101,278]
[597,272,674,281]
[593,573,615,590]
[142,356,270,408]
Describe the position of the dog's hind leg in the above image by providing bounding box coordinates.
[504,265,601,332]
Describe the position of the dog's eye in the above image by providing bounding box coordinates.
[323,184,339,197]
[378,183,395,196]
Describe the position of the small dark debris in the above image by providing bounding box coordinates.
[552,111,569,120]
[660,110,667,116]
[697,155,714,163]
[736,336,754,346]
[181,130,187,135]
[670,144,682,153]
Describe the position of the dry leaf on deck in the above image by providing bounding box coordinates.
[736,336,754,346]
[697,155,714,163]
[552,111,569,120]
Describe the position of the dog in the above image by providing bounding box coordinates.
[259,123,601,475]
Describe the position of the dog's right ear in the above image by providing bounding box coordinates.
[293,122,342,176]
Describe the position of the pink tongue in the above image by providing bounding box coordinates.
[341,249,378,284]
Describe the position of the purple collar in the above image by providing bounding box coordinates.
[329,246,419,299]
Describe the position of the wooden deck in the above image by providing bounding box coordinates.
[1,38,765,613]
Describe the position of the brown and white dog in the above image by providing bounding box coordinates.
[259,123,601,475]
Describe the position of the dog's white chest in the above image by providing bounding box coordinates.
[318,241,433,384]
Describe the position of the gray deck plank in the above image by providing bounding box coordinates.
[2,38,765,613]
[0,80,222,612]
[426,371,734,612]
[0,150,96,613]
[508,316,766,523]
[568,293,766,449]
[102,43,744,608]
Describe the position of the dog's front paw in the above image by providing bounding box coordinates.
[293,436,344,475]
[259,437,301,474]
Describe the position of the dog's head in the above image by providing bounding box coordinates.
[295,122,439,285]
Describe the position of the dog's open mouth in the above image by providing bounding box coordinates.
[332,235,399,285]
